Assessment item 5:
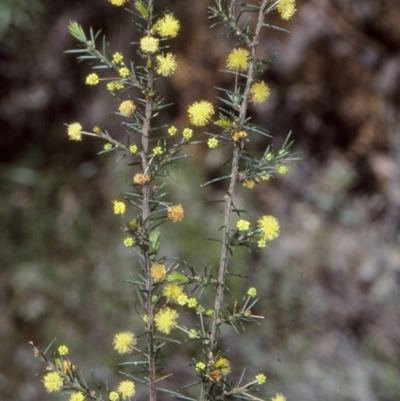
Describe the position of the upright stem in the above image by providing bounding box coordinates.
[141,2,156,401]
[203,2,269,400]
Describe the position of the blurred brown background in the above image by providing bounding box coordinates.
[1,0,400,400]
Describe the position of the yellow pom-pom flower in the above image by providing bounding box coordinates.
[207,138,218,148]
[109,392,119,401]
[108,0,128,6]
[113,332,137,354]
[156,53,178,76]
[188,298,197,308]
[117,380,136,399]
[236,219,250,231]
[153,146,163,155]
[119,67,130,78]
[112,52,123,64]
[247,287,257,297]
[42,372,63,393]
[156,14,180,38]
[177,293,188,306]
[168,126,177,136]
[67,122,82,141]
[58,345,68,356]
[167,204,184,222]
[277,0,296,20]
[250,81,270,104]
[163,282,184,303]
[257,215,280,242]
[271,393,287,401]
[278,165,288,174]
[104,143,112,150]
[154,307,179,334]
[113,201,126,215]
[86,73,99,85]
[226,48,249,72]
[129,144,138,154]
[187,101,215,126]
[195,362,206,371]
[151,264,167,282]
[140,36,159,53]
[124,237,134,247]
[119,100,136,116]
[182,128,193,140]
[69,392,85,401]
[255,373,267,384]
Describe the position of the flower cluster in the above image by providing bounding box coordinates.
[154,307,179,334]
[156,14,180,38]
[113,332,137,354]
[167,204,184,222]
[277,0,296,20]
[257,215,280,247]
[67,123,82,141]
[226,48,249,72]
[188,101,215,126]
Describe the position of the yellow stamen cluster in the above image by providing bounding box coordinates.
[151,264,167,282]
[247,287,257,297]
[168,126,177,136]
[257,215,280,247]
[113,201,126,215]
[119,67,130,78]
[154,307,179,334]
[208,138,218,148]
[156,53,178,76]
[277,0,296,20]
[117,380,136,399]
[162,282,184,303]
[108,0,128,6]
[271,394,287,401]
[124,237,134,247]
[140,36,159,53]
[107,81,124,91]
[58,345,68,356]
[182,128,193,140]
[187,101,215,126]
[67,122,82,141]
[255,373,267,384]
[156,14,180,38]
[236,219,250,231]
[86,73,99,85]
[112,52,124,64]
[70,392,85,401]
[250,81,270,104]
[119,100,136,116]
[42,372,63,393]
[278,165,288,174]
[167,204,184,222]
[153,146,163,155]
[226,48,249,72]
[109,392,119,401]
[113,332,137,354]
